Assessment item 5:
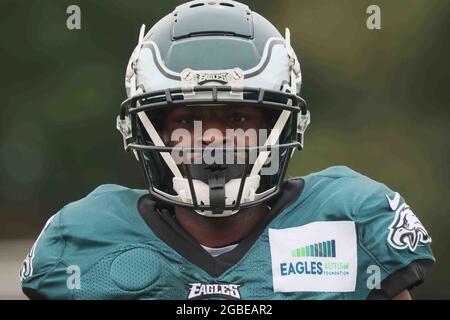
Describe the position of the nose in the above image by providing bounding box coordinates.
[201,119,227,146]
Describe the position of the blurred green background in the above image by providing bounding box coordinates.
[0,0,449,299]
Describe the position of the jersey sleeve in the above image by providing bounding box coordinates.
[353,178,435,299]
[19,184,151,300]
[20,210,72,299]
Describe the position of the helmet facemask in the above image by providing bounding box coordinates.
[119,87,306,217]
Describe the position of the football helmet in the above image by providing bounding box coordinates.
[117,0,310,217]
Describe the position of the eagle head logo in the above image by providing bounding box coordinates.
[386,193,431,252]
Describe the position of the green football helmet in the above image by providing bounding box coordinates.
[117,0,310,217]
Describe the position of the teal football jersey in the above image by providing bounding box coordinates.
[20,166,435,299]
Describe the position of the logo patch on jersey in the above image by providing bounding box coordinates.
[187,283,241,300]
[269,221,357,292]
[386,193,431,252]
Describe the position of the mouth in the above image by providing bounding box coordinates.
[186,163,245,184]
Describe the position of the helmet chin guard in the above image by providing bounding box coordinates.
[173,174,261,217]
[117,1,310,217]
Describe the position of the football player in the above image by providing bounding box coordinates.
[20,0,434,300]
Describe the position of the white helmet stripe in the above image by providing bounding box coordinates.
[129,25,183,179]
[129,24,146,97]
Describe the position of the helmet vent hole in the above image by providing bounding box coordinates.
[200,201,205,205]
[232,200,236,205]
[190,3,205,8]
[220,2,234,7]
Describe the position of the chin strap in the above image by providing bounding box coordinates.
[208,172,226,215]
[172,175,261,217]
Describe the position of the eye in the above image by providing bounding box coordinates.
[177,115,196,125]
[230,113,248,123]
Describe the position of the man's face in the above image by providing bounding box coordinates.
[161,105,268,150]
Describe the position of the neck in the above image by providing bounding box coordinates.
[174,204,269,247]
